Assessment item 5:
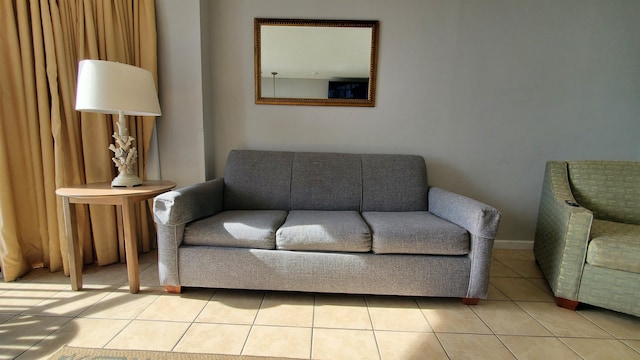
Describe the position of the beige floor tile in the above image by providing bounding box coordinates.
[0,278,18,290]
[0,314,13,324]
[82,263,129,287]
[47,317,130,347]
[498,258,544,278]
[376,331,448,360]
[18,318,130,360]
[11,268,69,284]
[15,281,69,291]
[471,301,551,336]
[624,340,640,353]
[518,301,612,338]
[561,338,640,360]
[243,325,311,359]
[437,333,515,360]
[138,263,161,287]
[490,260,521,277]
[254,292,314,327]
[519,250,536,260]
[0,284,65,314]
[486,283,511,301]
[0,315,72,360]
[312,328,379,360]
[136,290,212,322]
[105,319,190,351]
[14,343,59,359]
[314,294,371,330]
[417,298,491,334]
[14,344,58,359]
[196,290,263,324]
[23,288,108,317]
[138,250,158,265]
[493,249,531,261]
[12,249,638,360]
[524,278,553,295]
[80,290,159,319]
[499,335,581,360]
[578,307,640,340]
[173,323,251,354]
[367,296,431,332]
[490,277,554,302]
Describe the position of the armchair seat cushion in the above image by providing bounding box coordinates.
[183,210,287,249]
[587,219,640,274]
[363,211,470,255]
[276,211,372,252]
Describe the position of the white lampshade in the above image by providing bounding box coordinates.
[75,60,161,116]
[75,60,161,187]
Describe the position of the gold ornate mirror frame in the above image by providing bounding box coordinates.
[255,18,379,107]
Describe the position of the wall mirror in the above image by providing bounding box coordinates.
[255,18,379,107]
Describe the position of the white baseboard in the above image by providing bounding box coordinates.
[494,239,534,250]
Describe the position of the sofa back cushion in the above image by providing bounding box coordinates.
[223,150,430,212]
[568,160,640,224]
[224,150,294,210]
[290,152,362,211]
[362,154,428,212]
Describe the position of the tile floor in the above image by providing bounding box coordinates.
[1,249,640,359]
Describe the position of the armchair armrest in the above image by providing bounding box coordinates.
[428,187,501,239]
[153,178,224,226]
[534,161,593,300]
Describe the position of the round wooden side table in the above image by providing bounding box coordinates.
[56,180,176,293]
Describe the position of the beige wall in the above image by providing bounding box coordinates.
[155,0,640,243]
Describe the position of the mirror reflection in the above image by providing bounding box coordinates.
[255,19,379,106]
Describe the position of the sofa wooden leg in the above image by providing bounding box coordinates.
[165,285,181,294]
[461,297,480,305]
[555,297,579,310]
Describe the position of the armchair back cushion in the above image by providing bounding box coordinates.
[568,161,640,224]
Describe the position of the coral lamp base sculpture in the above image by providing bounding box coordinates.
[110,111,142,187]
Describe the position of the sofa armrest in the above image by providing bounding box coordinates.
[428,187,501,239]
[428,187,502,299]
[153,178,224,226]
[153,178,224,288]
[534,161,593,300]
[428,187,501,299]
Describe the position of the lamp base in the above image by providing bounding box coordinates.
[111,173,143,187]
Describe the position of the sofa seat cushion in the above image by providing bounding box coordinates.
[362,211,469,255]
[587,219,640,273]
[276,211,372,252]
[183,210,287,249]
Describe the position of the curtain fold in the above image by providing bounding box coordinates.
[0,0,159,281]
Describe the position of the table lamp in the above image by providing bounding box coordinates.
[75,60,161,187]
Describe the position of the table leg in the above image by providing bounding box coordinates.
[116,206,125,263]
[121,197,140,293]
[62,197,82,290]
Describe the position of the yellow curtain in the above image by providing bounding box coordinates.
[0,0,158,282]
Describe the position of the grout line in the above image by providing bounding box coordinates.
[309,295,316,360]
[239,291,266,356]
[364,296,383,360]
[102,318,135,349]
[168,289,216,352]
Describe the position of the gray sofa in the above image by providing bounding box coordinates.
[153,150,501,303]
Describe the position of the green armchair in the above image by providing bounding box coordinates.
[534,160,640,317]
